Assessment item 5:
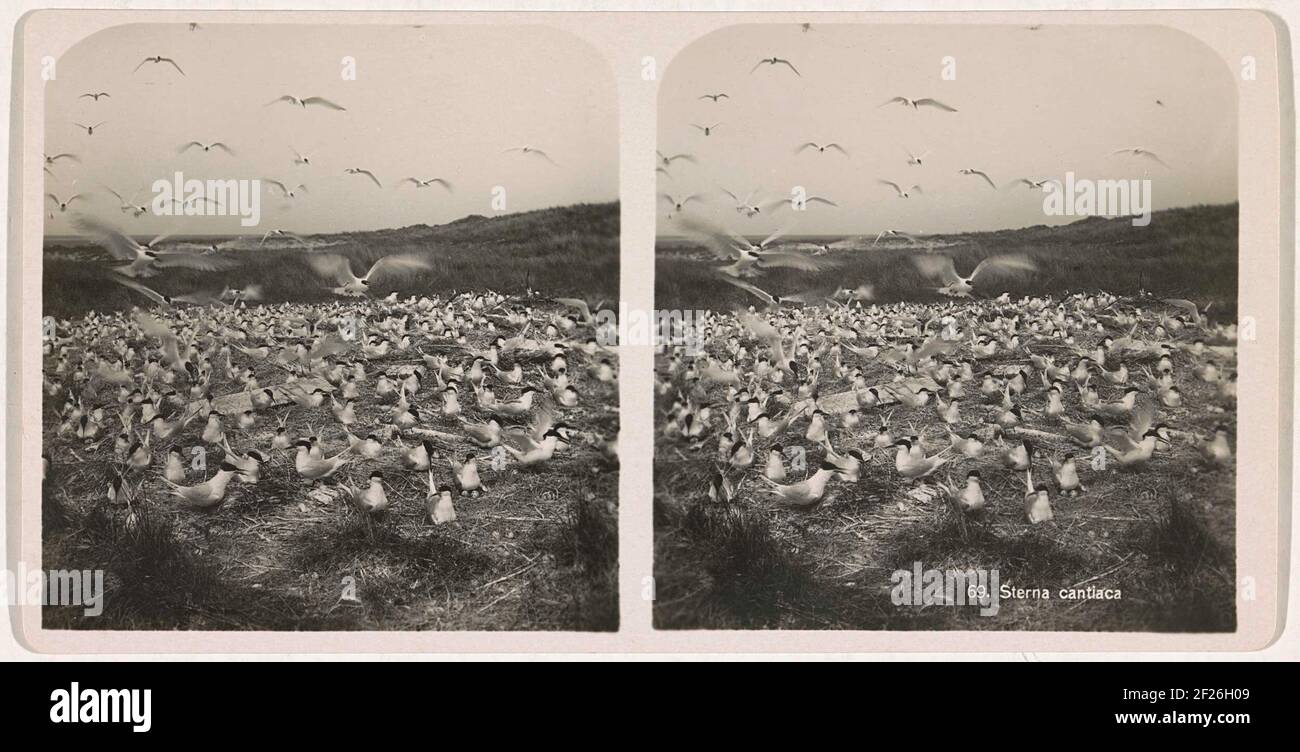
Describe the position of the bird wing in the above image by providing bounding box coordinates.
[307,254,359,286]
[301,96,345,110]
[970,170,996,189]
[72,215,143,260]
[267,95,299,107]
[877,179,902,195]
[554,298,592,321]
[969,254,1037,282]
[109,273,167,305]
[735,311,780,344]
[161,58,185,75]
[366,254,431,283]
[755,250,832,272]
[151,251,239,272]
[178,141,203,154]
[826,143,849,155]
[915,98,957,112]
[911,254,962,286]
[880,96,909,108]
[721,276,777,305]
[674,215,744,261]
[777,59,801,76]
[351,169,382,188]
[1162,298,1203,326]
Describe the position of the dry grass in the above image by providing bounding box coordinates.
[653,205,1237,632]
[42,205,620,631]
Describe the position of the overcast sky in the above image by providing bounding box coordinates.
[657,23,1237,237]
[45,23,618,236]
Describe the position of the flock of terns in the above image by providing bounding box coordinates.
[42,27,616,533]
[656,26,1232,526]
[45,287,620,525]
[658,290,1237,523]
[45,27,564,240]
[658,24,1173,307]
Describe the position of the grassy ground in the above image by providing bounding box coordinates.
[44,202,619,320]
[41,205,619,631]
[653,204,1237,631]
[656,204,1238,314]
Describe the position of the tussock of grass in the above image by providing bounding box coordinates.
[44,504,231,629]
[654,499,821,629]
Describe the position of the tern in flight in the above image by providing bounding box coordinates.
[400,177,453,190]
[105,187,149,217]
[74,216,237,277]
[912,253,1037,297]
[46,191,86,212]
[308,253,432,297]
[179,141,235,155]
[79,92,110,101]
[265,180,308,199]
[268,95,346,110]
[503,146,558,165]
[1006,177,1060,191]
[134,56,185,75]
[751,57,801,76]
[880,96,957,112]
[958,168,997,189]
[699,93,729,102]
[878,180,923,199]
[691,123,723,136]
[1110,147,1169,167]
[74,121,106,136]
[905,147,931,166]
[796,142,848,156]
[344,167,382,188]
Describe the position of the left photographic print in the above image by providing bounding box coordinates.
[39,22,620,632]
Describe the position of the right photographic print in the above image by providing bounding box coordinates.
[653,23,1239,631]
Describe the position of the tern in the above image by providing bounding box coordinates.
[79,92,110,101]
[134,56,185,75]
[796,142,848,156]
[179,141,235,155]
[958,168,997,189]
[751,57,801,76]
[878,180,923,199]
[880,96,957,112]
[699,93,729,102]
[400,177,453,190]
[267,95,346,110]
[307,253,431,296]
[73,121,106,136]
[1109,147,1168,167]
[503,146,558,165]
[912,253,1037,297]
[344,167,382,188]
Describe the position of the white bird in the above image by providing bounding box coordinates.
[503,146,558,165]
[880,96,957,112]
[796,142,848,156]
[878,180,923,199]
[751,57,801,76]
[265,180,308,199]
[134,56,184,75]
[912,253,1037,297]
[179,141,234,155]
[1110,147,1168,167]
[400,177,453,190]
[267,95,345,110]
[344,167,382,188]
[307,253,431,296]
[958,168,997,189]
